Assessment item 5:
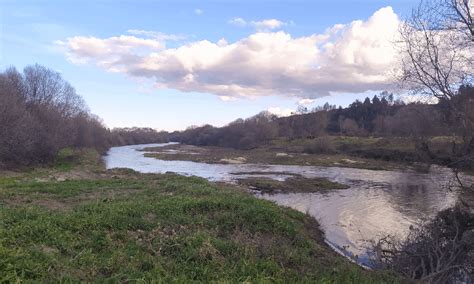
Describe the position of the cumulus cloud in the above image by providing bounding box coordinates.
[55,34,165,66]
[58,7,401,100]
[252,19,287,31]
[194,9,203,15]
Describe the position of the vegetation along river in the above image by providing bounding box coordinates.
[104,142,463,267]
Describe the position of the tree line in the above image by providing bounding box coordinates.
[4,63,468,170]
[0,64,167,169]
[174,86,472,154]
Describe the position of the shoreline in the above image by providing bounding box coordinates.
[0,147,397,282]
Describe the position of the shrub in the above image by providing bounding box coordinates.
[303,136,336,154]
[372,206,474,283]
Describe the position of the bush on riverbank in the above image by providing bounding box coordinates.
[373,205,474,282]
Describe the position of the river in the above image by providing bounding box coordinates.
[104,142,462,267]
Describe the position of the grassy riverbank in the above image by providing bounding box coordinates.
[145,135,464,172]
[0,148,399,282]
[143,136,426,171]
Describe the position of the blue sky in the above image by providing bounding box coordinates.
[1,0,416,131]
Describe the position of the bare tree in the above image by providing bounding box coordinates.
[399,1,473,99]
[0,64,119,167]
[399,0,474,172]
[0,70,36,166]
[444,0,474,42]
[379,3,474,281]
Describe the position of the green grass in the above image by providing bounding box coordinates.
[0,150,399,282]
[54,147,105,172]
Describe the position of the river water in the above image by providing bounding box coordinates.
[104,143,462,267]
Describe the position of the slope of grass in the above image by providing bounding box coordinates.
[0,149,399,282]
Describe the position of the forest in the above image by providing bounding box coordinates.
[0,65,168,168]
[174,86,474,169]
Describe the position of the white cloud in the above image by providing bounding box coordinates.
[217,38,228,46]
[58,7,401,100]
[126,29,186,41]
[401,94,439,104]
[229,17,288,31]
[228,17,247,27]
[55,34,165,65]
[218,95,237,102]
[298,99,315,105]
[194,9,203,15]
[268,107,294,117]
[251,19,286,31]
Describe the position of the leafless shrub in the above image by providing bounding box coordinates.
[340,118,363,136]
[303,136,336,154]
[372,206,474,283]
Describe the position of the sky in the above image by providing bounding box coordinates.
[0,0,416,131]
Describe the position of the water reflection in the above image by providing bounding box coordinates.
[104,143,461,266]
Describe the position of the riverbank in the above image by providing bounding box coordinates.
[146,136,474,177]
[0,148,398,282]
[142,140,416,170]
